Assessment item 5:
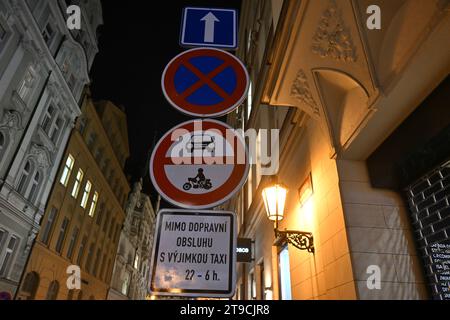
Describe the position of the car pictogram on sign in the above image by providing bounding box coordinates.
[149,119,249,209]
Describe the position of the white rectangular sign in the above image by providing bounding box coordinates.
[149,209,237,298]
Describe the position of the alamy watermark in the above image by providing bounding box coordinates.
[168,120,279,175]
[66,265,81,290]
[366,265,381,290]
[66,5,81,30]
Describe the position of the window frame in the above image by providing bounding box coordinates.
[80,180,92,209]
[0,234,19,277]
[60,154,75,186]
[88,191,98,217]
[71,168,84,198]
[55,217,69,254]
[40,207,58,245]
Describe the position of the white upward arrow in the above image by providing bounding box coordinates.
[201,12,219,43]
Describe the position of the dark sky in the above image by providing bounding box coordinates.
[90,0,242,202]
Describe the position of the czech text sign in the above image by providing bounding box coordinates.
[180,7,238,49]
[150,119,249,209]
[162,48,249,117]
[149,209,237,298]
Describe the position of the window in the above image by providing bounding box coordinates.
[66,227,79,260]
[0,229,5,251]
[20,272,39,300]
[50,117,64,144]
[96,203,104,225]
[40,207,57,245]
[78,117,87,135]
[71,169,84,198]
[87,132,96,149]
[121,272,130,295]
[68,74,76,91]
[94,148,103,163]
[17,161,31,195]
[17,67,35,101]
[278,245,292,300]
[108,217,115,238]
[28,171,40,202]
[114,224,121,243]
[259,262,265,300]
[55,217,69,254]
[46,280,59,300]
[0,23,6,40]
[60,154,74,186]
[102,211,109,233]
[85,243,94,273]
[0,132,5,154]
[249,271,256,300]
[76,236,87,265]
[100,253,107,281]
[134,254,139,269]
[42,21,55,46]
[42,105,55,134]
[0,235,18,276]
[88,191,98,217]
[80,180,92,208]
[67,289,75,300]
[93,248,101,276]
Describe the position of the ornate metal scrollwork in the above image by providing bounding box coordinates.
[274,229,315,253]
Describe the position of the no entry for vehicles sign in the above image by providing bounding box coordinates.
[149,209,237,298]
[149,119,249,209]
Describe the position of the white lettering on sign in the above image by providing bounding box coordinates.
[236,247,249,253]
[150,210,236,298]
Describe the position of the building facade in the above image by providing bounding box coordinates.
[226,0,450,300]
[0,0,102,296]
[16,96,130,300]
[108,179,156,300]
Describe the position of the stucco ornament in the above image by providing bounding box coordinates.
[290,70,320,116]
[312,0,357,62]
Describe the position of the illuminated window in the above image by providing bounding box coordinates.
[88,191,98,217]
[278,245,292,300]
[60,154,74,186]
[80,180,92,208]
[71,169,83,198]
[247,82,252,120]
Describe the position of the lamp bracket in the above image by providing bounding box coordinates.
[274,229,314,253]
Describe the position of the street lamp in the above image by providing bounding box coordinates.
[261,176,314,253]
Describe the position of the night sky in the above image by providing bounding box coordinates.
[90,0,242,203]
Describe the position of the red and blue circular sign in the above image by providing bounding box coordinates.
[150,119,249,209]
[162,48,249,118]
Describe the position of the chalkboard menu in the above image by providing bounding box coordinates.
[406,161,450,300]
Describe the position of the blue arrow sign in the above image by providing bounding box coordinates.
[180,7,238,50]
